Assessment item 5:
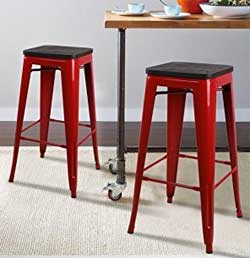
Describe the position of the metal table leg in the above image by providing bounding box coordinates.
[104,28,127,201]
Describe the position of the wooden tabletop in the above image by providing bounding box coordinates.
[105,11,250,29]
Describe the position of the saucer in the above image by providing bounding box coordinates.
[150,11,190,19]
[111,10,148,16]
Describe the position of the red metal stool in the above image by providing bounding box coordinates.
[9,45,100,198]
[128,62,243,254]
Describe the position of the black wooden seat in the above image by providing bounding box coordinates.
[146,62,233,79]
[23,45,93,60]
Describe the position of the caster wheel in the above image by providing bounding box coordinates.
[109,164,117,175]
[108,190,122,201]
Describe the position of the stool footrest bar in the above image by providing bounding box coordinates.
[142,176,201,192]
[21,120,41,133]
[20,129,95,148]
[143,154,168,173]
[20,117,95,148]
[143,167,237,192]
[143,153,232,175]
[20,136,67,148]
[78,130,96,146]
[179,153,232,166]
[21,119,92,134]
[214,167,237,189]
[50,118,91,128]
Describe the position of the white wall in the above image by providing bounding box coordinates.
[0,0,250,122]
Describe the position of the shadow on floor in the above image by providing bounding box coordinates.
[135,232,250,258]
[13,181,153,210]
[44,155,97,171]
[45,153,137,177]
[10,179,250,256]
[172,201,250,221]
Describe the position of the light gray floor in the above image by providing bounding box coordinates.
[0,147,249,257]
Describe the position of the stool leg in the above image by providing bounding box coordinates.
[9,58,32,182]
[167,90,186,203]
[40,68,55,158]
[84,61,100,170]
[223,83,243,218]
[128,77,157,234]
[193,81,217,254]
[61,61,79,198]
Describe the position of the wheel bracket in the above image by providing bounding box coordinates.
[103,181,127,201]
